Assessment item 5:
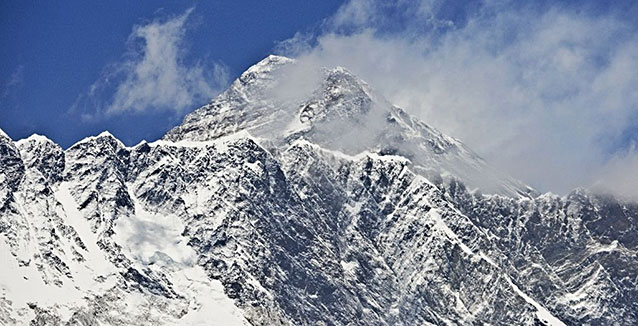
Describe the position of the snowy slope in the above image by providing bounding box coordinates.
[1,55,636,325]
[1,133,249,325]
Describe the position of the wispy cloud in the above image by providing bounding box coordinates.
[593,143,638,200]
[277,0,638,197]
[72,7,228,120]
[2,65,24,99]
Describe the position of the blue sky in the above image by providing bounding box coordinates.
[1,0,637,196]
[0,1,343,147]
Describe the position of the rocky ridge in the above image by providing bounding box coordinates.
[0,55,636,325]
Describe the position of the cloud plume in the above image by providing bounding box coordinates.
[277,0,638,197]
[73,8,228,119]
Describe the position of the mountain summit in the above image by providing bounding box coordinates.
[1,56,637,325]
[167,55,531,197]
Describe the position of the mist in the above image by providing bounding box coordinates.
[275,0,638,198]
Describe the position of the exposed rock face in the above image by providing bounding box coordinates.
[0,129,25,208]
[0,55,636,325]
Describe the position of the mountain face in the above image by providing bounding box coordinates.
[1,55,636,326]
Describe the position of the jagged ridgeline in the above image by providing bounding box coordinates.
[1,56,637,325]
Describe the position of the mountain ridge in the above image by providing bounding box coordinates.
[0,55,637,325]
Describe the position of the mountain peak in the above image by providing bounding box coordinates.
[297,66,376,125]
[235,55,295,87]
[16,134,64,185]
[252,54,294,69]
[16,133,54,146]
[0,128,14,144]
[0,128,25,203]
[97,130,115,138]
[68,130,125,150]
[165,54,529,196]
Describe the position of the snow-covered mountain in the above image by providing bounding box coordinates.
[1,55,636,325]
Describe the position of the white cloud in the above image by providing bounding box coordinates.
[330,0,377,29]
[2,65,24,99]
[593,143,638,200]
[73,8,228,118]
[278,0,638,197]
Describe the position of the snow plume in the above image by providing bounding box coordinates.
[276,0,638,198]
[72,7,228,119]
[593,144,638,200]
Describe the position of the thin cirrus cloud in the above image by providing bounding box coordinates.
[276,0,638,198]
[72,7,228,120]
[2,65,24,99]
